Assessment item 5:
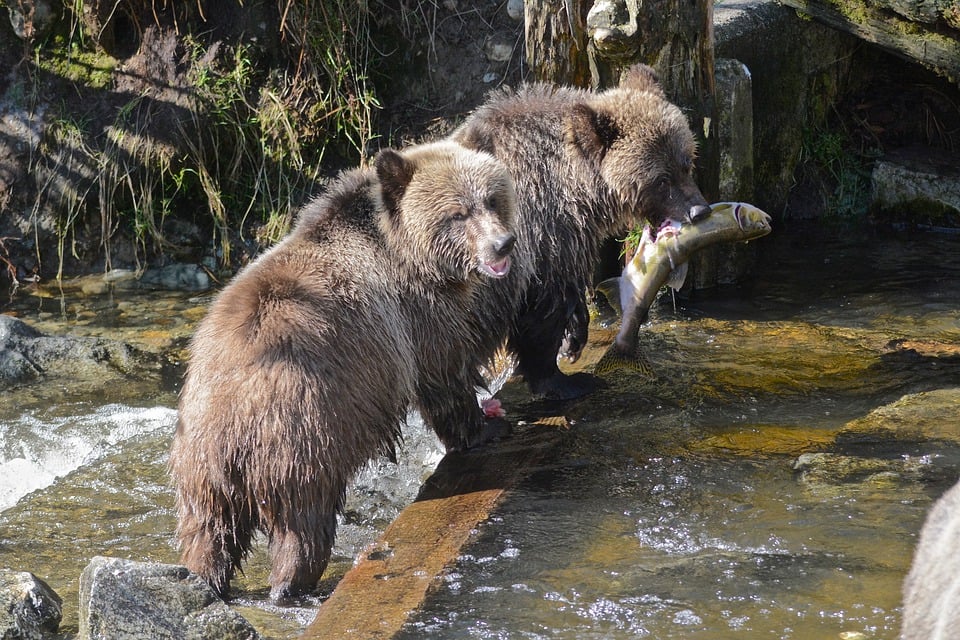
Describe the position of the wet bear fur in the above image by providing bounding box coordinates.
[452,64,710,399]
[169,140,518,601]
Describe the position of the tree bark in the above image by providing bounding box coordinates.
[524,0,592,87]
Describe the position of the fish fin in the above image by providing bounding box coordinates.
[595,277,623,317]
[666,261,689,291]
[594,343,656,377]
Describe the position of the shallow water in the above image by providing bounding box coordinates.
[1,223,959,638]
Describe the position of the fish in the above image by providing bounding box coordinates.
[594,201,773,375]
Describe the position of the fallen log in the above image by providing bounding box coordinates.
[300,416,571,639]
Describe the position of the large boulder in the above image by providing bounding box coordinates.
[78,557,261,640]
[0,315,154,388]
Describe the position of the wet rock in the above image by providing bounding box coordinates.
[0,315,154,389]
[78,557,261,640]
[0,570,63,639]
[872,146,960,223]
[792,451,943,486]
[901,478,960,640]
[794,388,960,489]
[138,263,212,292]
[836,387,960,445]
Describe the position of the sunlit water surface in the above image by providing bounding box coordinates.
[1,224,958,638]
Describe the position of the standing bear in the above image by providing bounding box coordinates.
[169,140,519,601]
[452,64,711,399]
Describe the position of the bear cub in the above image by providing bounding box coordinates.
[170,140,517,601]
[452,64,710,399]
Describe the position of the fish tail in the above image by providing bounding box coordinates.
[594,343,656,377]
[595,277,623,317]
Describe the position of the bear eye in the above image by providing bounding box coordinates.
[484,195,497,210]
[448,207,468,222]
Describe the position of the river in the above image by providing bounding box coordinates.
[1,221,958,639]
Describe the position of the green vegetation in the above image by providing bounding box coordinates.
[10,0,390,278]
[801,127,877,221]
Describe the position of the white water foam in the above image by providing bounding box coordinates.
[0,404,177,512]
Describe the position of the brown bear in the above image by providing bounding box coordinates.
[169,140,518,601]
[452,64,710,399]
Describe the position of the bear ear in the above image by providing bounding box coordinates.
[375,148,416,215]
[620,64,664,95]
[566,103,619,167]
[454,123,496,156]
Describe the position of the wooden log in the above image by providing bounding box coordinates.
[524,0,592,86]
[780,0,960,84]
[300,417,571,639]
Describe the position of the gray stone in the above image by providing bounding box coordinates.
[138,263,212,291]
[715,0,859,215]
[506,0,524,22]
[78,557,261,640]
[872,147,960,218]
[716,58,754,203]
[0,315,156,389]
[902,478,960,640]
[484,33,516,63]
[0,570,62,639]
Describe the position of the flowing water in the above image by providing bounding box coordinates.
[1,223,959,639]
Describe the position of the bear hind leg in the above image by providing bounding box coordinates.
[266,510,338,602]
[178,505,255,598]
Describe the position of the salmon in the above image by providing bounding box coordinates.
[595,202,773,374]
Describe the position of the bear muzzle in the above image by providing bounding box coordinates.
[478,231,516,278]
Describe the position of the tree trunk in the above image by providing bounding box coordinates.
[524,0,592,87]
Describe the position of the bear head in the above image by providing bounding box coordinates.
[565,64,711,231]
[375,140,518,284]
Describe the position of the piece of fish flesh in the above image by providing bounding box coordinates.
[595,201,773,374]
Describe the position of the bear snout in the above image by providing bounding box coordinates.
[478,232,515,278]
[493,232,517,258]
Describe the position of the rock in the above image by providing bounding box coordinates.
[872,147,960,223]
[7,0,59,41]
[836,388,960,445]
[78,557,262,640]
[484,33,516,63]
[0,315,155,389]
[0,570,63,639]
[793,451,945,486]
[138,263,212,291]
[506,0,524,21]
[794,388,960,491]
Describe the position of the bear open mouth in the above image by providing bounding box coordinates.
[479,256,511,278]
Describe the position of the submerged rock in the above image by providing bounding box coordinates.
[78,557,261,640]
[0,570,62,639]
[836,387,960,445]
[794,388,960,490]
